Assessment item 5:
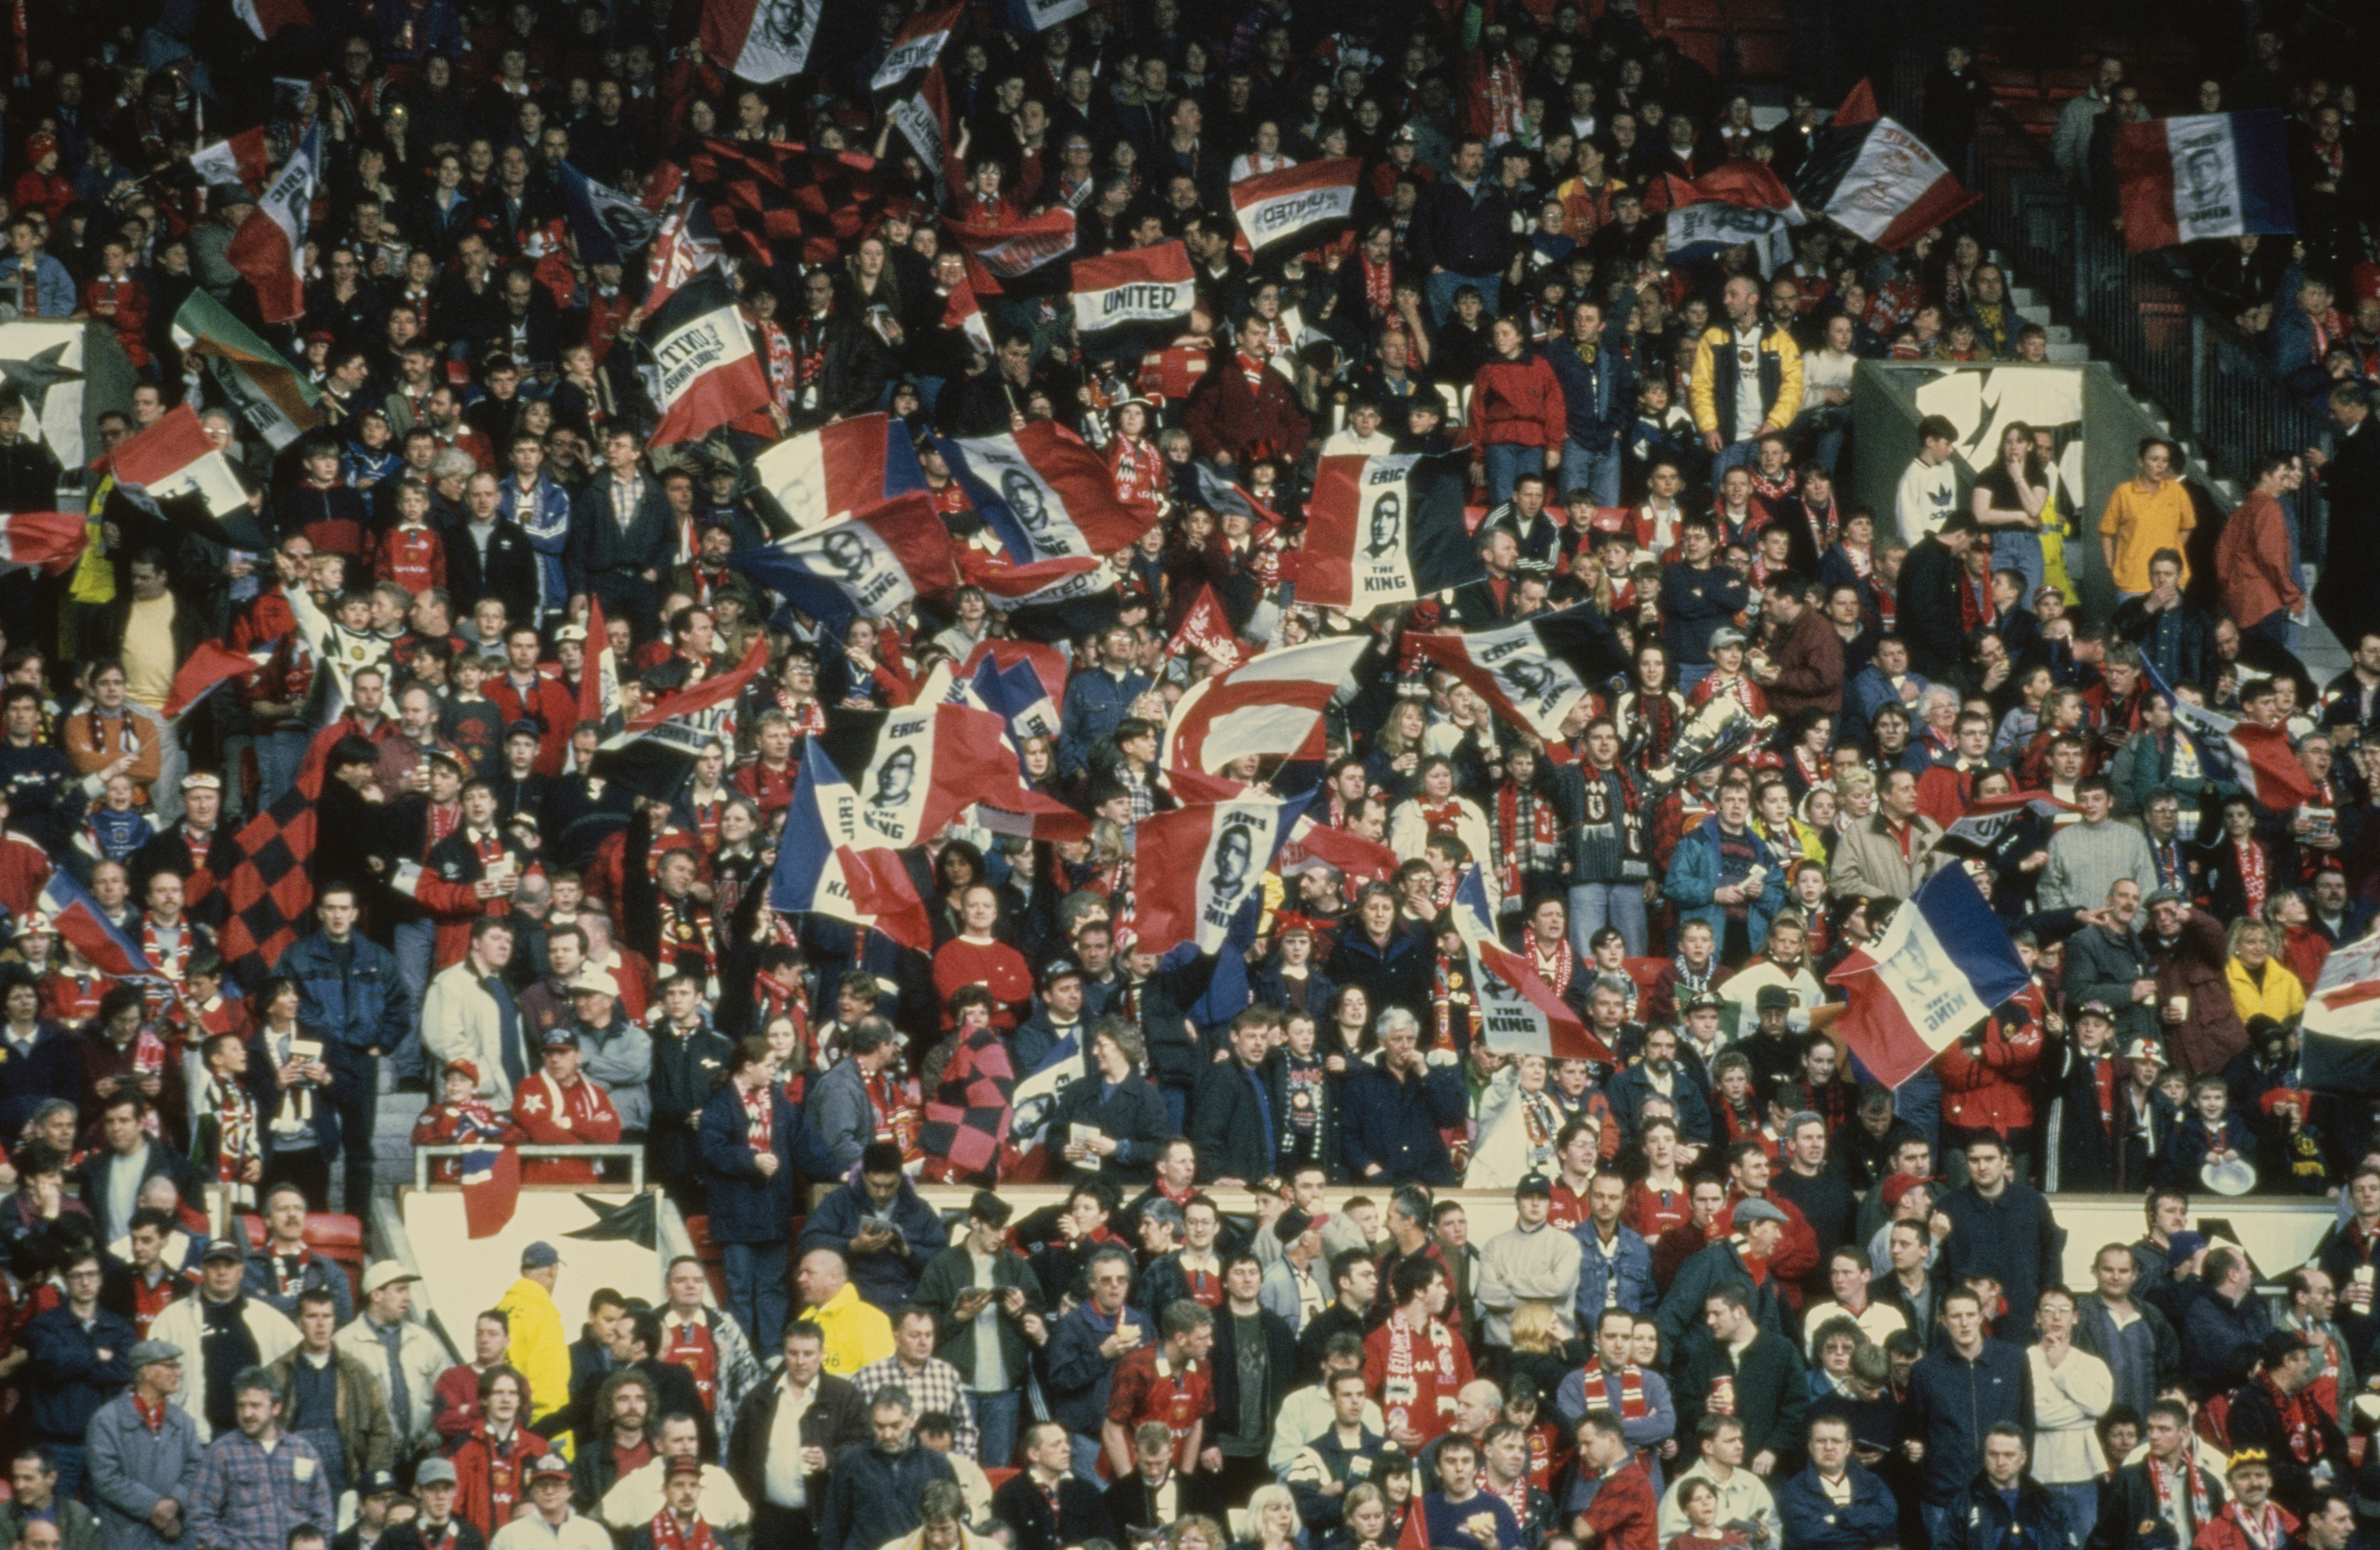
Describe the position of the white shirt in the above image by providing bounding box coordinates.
[1895,457,1960,543]
[968,1251,1007,1394]
[764,1381,813,1508]
[1730,326,1765,442]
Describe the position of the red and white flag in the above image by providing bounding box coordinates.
[225,124,322,323]
[1071,241,1195,356]
[723,490,957,619]
[1165,637,1372,775]
[460,1142,523,1239]
[870,2,962,90]
[946,209,1077,286]
[956,547,1107,609]
[943,276,993,356]
[754,413,917,530]
[578,594,621,734]
[163,640,260,720]
[606,634,770,748]
[949,420,1153,563]
[1827,871,2031,1089]
[0,512,86,577]
[815,702,1030,849]
[836,846,933,952]
[1231,157,1359,263]
[1132,792,1309,956]
[698,0,818,82]
[189,127,270,194]
[232,0,309,39]
[1166,583,1243,666]
[642,271,772,446]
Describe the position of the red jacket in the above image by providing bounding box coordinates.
[1936,979,2046,1136]
[487,671,576,776]
[449,1419,542,1535]
[1184,351,1309,466]
[1466,353,1568,452]
[2213,489,2302,628]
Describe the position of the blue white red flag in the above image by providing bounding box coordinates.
[2145,661,2316,810]
[1448,865,1607,1065]
[460,1142,522,1239]
[1132,790,1314,957]
[38,869,156,980]
[2304,928,2380,1094]
[1826,869,2031,1089]
[2114,110,2295,253]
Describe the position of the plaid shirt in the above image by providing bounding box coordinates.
[188,1430,335,1550]
[851,1353,980,1462]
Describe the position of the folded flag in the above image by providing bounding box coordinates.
[1231,157,1360,265]
[942,273,993,357]
[171,290,323,451]
[1131,790,1315,957]
[1444,864,1608,1066]
[1826,869,2031,1089]
[189,127,269,194]
[1791,103,1977,251]
[1300,451,1486,613]
[1165,636,1373,775]
[578,594,622,734]
[1666,199,1794,271]
[558,161,660,268]
[1933,788,2075,860]
[697,0,818,82]
[2145,660,2316,811]
[870,2,962,91]
[0,512,86,577]
[999,1031,1085,1184]
[946,421,1153,563]
[2114,109,2295,253]
[751,412,927,531]
[38,869,157,979]
[961,649,1063,749]
[725,490,955,622]
[836,845,934,953]
[1072,242,1195,361]
[225,123,322,323]
[1410,605,1632,741]
[1166,582,1242,666]
[638,270,772,447]
[460,1143,523,1239]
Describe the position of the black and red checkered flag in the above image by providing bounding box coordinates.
[918,1023,1015,1183]
[687,138,898,266]
[213,727,338,985]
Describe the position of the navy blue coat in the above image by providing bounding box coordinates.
[281,931,410,1060]
[1775,1462,1898,1550]
[1042,1302,1149,1436]
[694,1083,839,1244]
[1900,1340,2032,1505]
[22,1302,134,1443]
[796,1177,950,1312]
[1339,1062,1467,1185]
[0,1023,84,1137]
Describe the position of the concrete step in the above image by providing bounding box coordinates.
[2008,287,2046,311]
[2042,324,2073,343]
[2045,342,2091,363]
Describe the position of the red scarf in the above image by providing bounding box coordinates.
[1493,782,1560,902]
[663,1313,720,1409]
[740,1083,772,1155]
[1362,255,1394,320]
[2235,839,2270,916]
[2149,1455,2211,1531]
[648,1512,717,1550]
[1379,1309,1459,1436]
[133,1393,168,1432]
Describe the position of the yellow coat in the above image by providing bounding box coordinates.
[811,1281,895,1376]
[2226,956,2306,1028]
[495,1276,572,1423]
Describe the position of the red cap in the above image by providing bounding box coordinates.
[1880,1172,1927,1208]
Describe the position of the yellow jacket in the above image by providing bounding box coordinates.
[2226,956,2306,1028]
[495,1276,572,1423]
[811,1281,895,1376]
[1688,323,1804,440]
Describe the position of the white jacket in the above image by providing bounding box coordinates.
[420,962,524,1107]
[333,1312,451,1451]
[2028,1343,2114,1485]
[145,1294,299,1439]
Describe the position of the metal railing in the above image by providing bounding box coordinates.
[412,1144,647,1191]
[1942,94,2332,538]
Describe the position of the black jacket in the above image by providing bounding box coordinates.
[993,1472,1116,1550]
[1207,1302,1298,1453]
[782,312,889,432]
[1189,1056,1276,1184]
[1049,1073,1168,1186]
[727,1374,870,1523]
[2222,1376,2346,1512]
[1676,1327,1807,1463]
[445,518,541,625]
[1102,1469,1225,1539]
[2087,1460,2226,1550]
[646,1022,733,1188]
[1942,1472,2058,1550]
[1897,534,1969,680]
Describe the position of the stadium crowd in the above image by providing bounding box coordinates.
[0,8,2375,1550]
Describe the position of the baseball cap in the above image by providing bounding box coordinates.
[417,1459,460,1487]
[1880,1173,1926,1209]
[200,1239,245,1264]
[1039,957,1084,991]
[1685,991,1723,1014]
[665,1457,704,1479]
[541,1026,580,1050]
[1710,627,1747,650]
[361,1261,419,1294]
[531,1456,571,1481]
[521,1242,562,1270]
[444,1058,482,1086]
[555,623,588,645]
[1515,1173,1553,1199]
[1754,985,1792,1010]
[570,967,622,999]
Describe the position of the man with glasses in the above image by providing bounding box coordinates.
[21,1249,135,1499]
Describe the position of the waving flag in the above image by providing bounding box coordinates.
[999,1030,1086,1183]
[640,270,772,446]
[947,210,1077,292]
[1791,110,1976,251]
[2303,929,2380,1094]
[1072,242,1195,361]
[870,2,962,90]
[557,162,660,267]
[1283,814,1400,886]
[2114,110,2295,252]
[813,703,1021,850]
[1165,636,1373,775]
[942,273,993,356]
[460,1142,523,1239]
[1231,158,1360,264]
[211,730,338,987]
[2145,661,2316,811]
[1933,788,2076,859]
[604,634,768,751]
[1132,791,1314,956]
[1666,199,1794,271]
[697,0,818,82]
[946,421,1154,563]
[919,1025,1016,1183]
[189,127,269,193]
[171,291,324,451]
[38,870,156,979]
[687,140,892,267]
[1166,583,1243,666]
[963,651,1063,748]
[578,594,622,733]
[1300,452,1486,613]
[1410,605,1632,740]
[0,512,87,576]
[639,195,724,321]
[726,491,956,622]
[163,640,262,722]
[1650,161,1804,219]
[1445,864,1606,1066]
[1826,869,2031,1089]
[226,123,321,323]
[752,413,927,530]
[232,0,308,39]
